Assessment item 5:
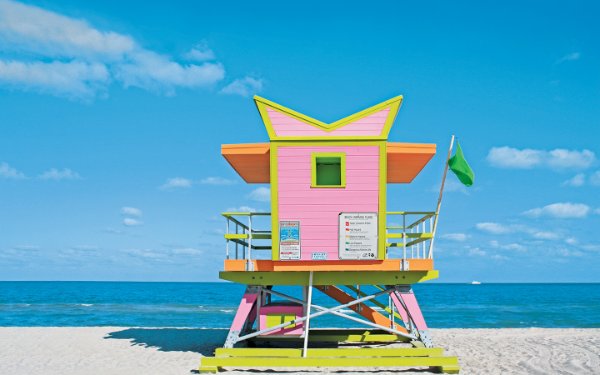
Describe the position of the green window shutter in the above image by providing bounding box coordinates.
[311,153,346,188]
[316,157,342,186]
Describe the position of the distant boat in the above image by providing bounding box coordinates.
[471,281,482,285]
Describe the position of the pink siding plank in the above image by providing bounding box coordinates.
[279,176,379,184]
[278,185,379,192]
[280,146,380,151]
[280,204,378,213]
[276,161,380,170]
[278,191,381,199]
[297,239,338,247]
[277,217,341,226]
[278,154,380,162]
[280,196,378,205]
[277,168,380,176]
[275,130,385,136]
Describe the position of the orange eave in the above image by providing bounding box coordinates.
[222,143,270,183]
[222,142,436,184]
[387,142,436,183]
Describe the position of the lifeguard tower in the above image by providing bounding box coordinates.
[199,95,459,373]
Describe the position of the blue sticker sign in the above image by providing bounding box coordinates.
[279,221,301,260]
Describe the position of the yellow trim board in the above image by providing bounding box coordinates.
[254,95,403,140]
[270,143,280,260]
[378,142,387,260]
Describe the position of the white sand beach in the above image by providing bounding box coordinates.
[0,327,598,375]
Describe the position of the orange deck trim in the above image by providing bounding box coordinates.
[387,142,436,183]
[223,259,433,272]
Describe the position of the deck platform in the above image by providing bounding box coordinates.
[220,269,438,285]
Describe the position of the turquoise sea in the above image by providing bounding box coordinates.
[0,282,599,328]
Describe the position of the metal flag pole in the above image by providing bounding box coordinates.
[428,135,455,258]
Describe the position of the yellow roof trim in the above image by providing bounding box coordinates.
[254,95,403,140]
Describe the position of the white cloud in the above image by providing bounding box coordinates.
[0,60,109,98]
[0,0,134,58]
[160,177,192,189]
[184,43,215,62]
[38,167,81,180]
[565,237,578,245]
[124,246,204,263]
[556,52,580,64]
[487,146,595,170]
[122,217,142,226]
[547,149,595,169]
[441,233,469,241]
[475,222,512,234]
[489,240,526,251]
[171,247,203,256]
[0,0,226,99]
[124,248,163,260]
[562,173,585,187]
[248,186,270,202]
[503,243,526,251]
[200,176,236,185]
[0,161,25,179]
[556,248,583,257]
[523,202,590,219]
[121,206,142,217]
[487,147,543,169]
[477,221,569,244]
[114,50,224,94]
[220,76,263,97]
[468,247,486,256]
[531,231,559,240]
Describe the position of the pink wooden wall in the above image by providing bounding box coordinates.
[267,108,389,137]
[277,146,380,260]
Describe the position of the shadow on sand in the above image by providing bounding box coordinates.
[105,328,227,355]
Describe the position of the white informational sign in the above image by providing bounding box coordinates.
[338,213,378,260]
[279,221,301,260]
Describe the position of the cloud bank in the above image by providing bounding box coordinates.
[0,0,261,99]
[487,146,595,170]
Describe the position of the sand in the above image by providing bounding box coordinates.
[0,327,599,375]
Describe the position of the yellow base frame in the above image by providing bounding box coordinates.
[200,347,459,374]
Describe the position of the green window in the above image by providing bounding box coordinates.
[311,153,346,188]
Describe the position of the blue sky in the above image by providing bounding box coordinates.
[0,0,599,282]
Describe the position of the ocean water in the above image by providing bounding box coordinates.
[0,282,599,328]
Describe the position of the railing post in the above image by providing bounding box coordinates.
[402,214,407,261]
[420,222,423,259]
[247,214,253,271]
[225,217,230,260]
[235,223,239,260]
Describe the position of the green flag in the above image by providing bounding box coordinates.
[448,141,474,186]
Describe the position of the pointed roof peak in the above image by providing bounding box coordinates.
[254,95,403,140]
